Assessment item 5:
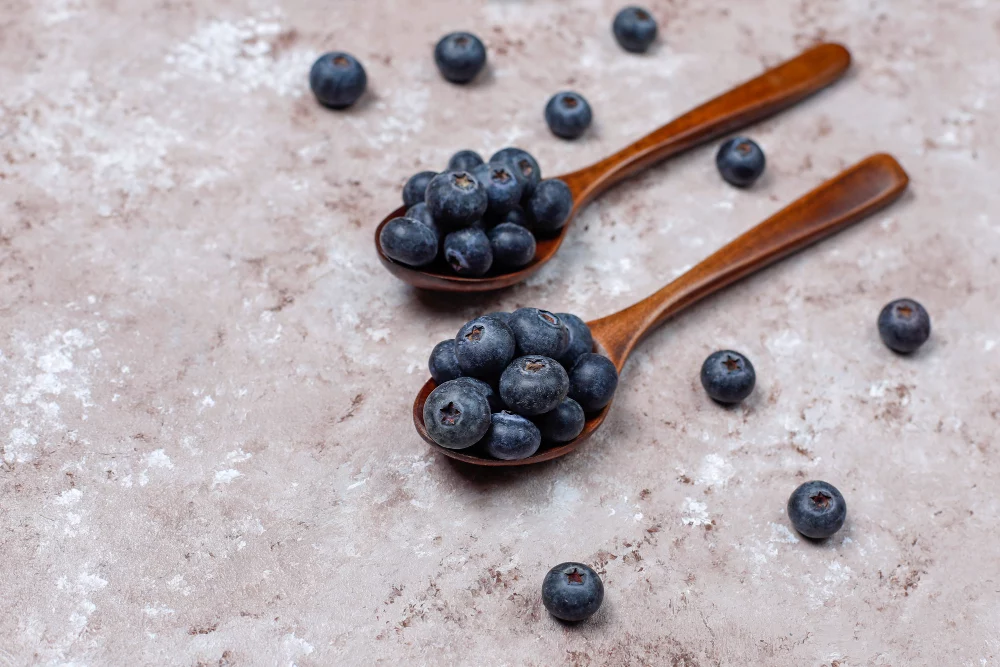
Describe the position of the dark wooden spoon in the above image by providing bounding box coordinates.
[413,153,909,465]
[377,42,852,292]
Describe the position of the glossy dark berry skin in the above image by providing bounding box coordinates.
[542,562,604,622]
[403,171,437,208]
[482,411,542,460]
[448,150,484,172]
[423,380,491,450]
[488,222,536,270]
[455,316,516,378]
[405,202,440,240]
[426,171,488,229]
[545,92,593,140]
[434,32,487,84]
[556,313,593,368]
[500,206,531,229]
[787,480,847,539]
[500,356,569,416]
[473,163,525,219]
[379,217,438,267]
[527,179,574,235]
[490,147,541,197]
[700,350,755,404]
[443,227,493,276]
[878,298,931,353]
[612,7,658,53]
[508,308,570,358]
[309,52,367,109]
[452,376,505,412]
[535,397,585,443]
[429,340,463,384]
[569,353,619,413]
[716,137,766,188]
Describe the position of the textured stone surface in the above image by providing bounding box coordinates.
[1,1,998,665]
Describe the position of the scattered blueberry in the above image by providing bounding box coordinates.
[443,227,493,276]
[309,52,367,109]
[423,380,492,450]
[488,223,536,270]
[379,217,438,267]
[545,92,593,140]
[425,171,488,228]
[612,7,658,53]
[403,171,437,208]
[716,137,766,188]
[500,205,531,229]
[878,298,931,354]
[787,480,847,539]
[557,313,593,368]
[527,179,573,235]
[448,150,484,172]
[569,353,619,412]
[434,32,487,84]
[452,376,505,412]
[700,350,755,404]
[474,163,525,219]
[490,147,541,197]
[455,316,516,378]
[542,562,604,622]
[482,411,542,460]
[500,356,570,416]
[429,340,463,384]
[535,397,586,443]
[405,202,440,240]
[508,308,570,358]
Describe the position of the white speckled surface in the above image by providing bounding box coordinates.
[1,1,999,665]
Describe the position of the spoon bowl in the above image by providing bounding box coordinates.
[377,42,852,292]
[413,154,910,465]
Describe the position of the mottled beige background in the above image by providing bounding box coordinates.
[1,0,998,665]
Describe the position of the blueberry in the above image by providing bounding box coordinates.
[403,171,437,208]
[500,205,531,229]
[526,179,574,235]
[545,92,593,140]
[455,316,516,377]
[556,313,593,368]
[434,32,487,84]
[443,227,493,276]
[451,376,505,412]
[488,223,536,271]
[500,355,569,416]
[535,397,585,443]
[508,308,571,358]
[429,340,463,384]
[426,171,488,228]
[542,562,604,622]
[716,137,766,188]
[309,52,367,109]
[485,311,512,325]
[379,217,438,267]
[878,298,931,354]
[473,163,525,221]
[787,480,847,539]
[423,380,492,450]
[490,147,541,197]
[448,150,484,172]
[568,353,618,412]
[700,350,755,404]
[406,202,440,240]
[612,7,658,53]
[482,411,542,460]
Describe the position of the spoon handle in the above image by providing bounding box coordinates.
[562,43,851,205]
[590,153,910,366]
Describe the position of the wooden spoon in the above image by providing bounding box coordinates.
[413,153,909,465]
[377,42,852,292]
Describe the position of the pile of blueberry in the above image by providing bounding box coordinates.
[380,149,573,276]
[423,308,618,460]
